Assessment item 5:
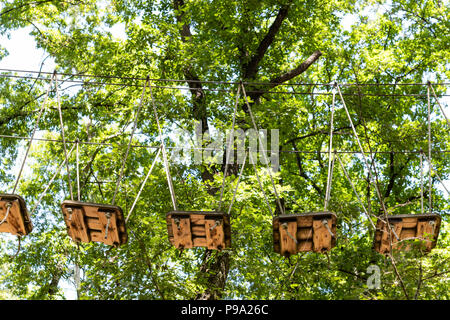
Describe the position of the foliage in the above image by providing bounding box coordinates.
[0,0,449,300]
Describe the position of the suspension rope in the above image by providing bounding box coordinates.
[125,146,162,223]
[423,154,449,196]
[218,85,241,211]
[76,139,81,201]
[420,151,424,214]
[148,83,177,211]
[12,74,54,194]
[55,72,74,201]
[429,83,450,129]
[227,152,247,216]
[427,82,433,215]
[30,144,76,215]
[324,85,336,211]
[0,202,12,226]
[336,153,376,230]
[0,133,448,154]
[249,151,274,217]
[112,78,149,205]
[336,84,390,218]
[242,82,284,215]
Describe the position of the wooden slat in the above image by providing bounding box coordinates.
[279,221,298,256]
[0,199,27,235]
[67,207,90,243]
[97,210,120,246]
[205,219,226,250]
[193,237,207,247]
[417,220,434,251]
[191,225,206,237]
[313,219,332,252]
[298,240,313,252]
[190,215,205,225]
[85,217,102,231]
[400,228,416,239]
[297,228,313,240]
[401,217,418,229]
[171,217,193,249]
[297,216,313,227]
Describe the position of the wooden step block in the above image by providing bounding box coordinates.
[273,211,337,256]
[61,200,128,247]
[0,194,33,236]
[166,211,231,250]
[373,214,441,254]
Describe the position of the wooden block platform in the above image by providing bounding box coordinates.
[0,194,33,236]
[373,214,441,254]
[273,211,337,256]
[166,211,231,250]
[61,200,128,247]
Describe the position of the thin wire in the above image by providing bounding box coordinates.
[12,74,54,194]
[429,83,450,129]
[2,73,450,97]
[427,83,432,215]
[242,82,285,215]
[336,153,376,230]
[55,72,74,201]
[112,78,149,205]
[336,84,390,218]
[76,140,80,201]
[249,151,274,217]
[324,86,336,211]
[125,146,162,223]
[1,133,449,155]
[420,151,424,214]
[148,82,177,211]
[227,152,247,215]
[1,68,449,87]
[423,153,450,196]
[218,85,241,211]
[30,144,76,215]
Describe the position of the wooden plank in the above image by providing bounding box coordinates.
[205,219,226,250]
[171,217,193,249]
[83,205,99,218]
[298,240,313,252]
[85,217,102,231]
[401,217,418,229]
[297,228,313,240]
[67,207,90,243]
[279,221,298,256]
[97,210,120,246]
[400,228,416,239]
[417,220,434,251]
[297,216,313,227]
[191,225,206,237]
[193,237,207,247]
[190,215,205,225]
[313,219,332,252]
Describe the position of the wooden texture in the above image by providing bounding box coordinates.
[61,200,127,247]
[172,217,193,249]
[279,221,298,256]
[374,214,441,254]
[273,212,337,256]
[205,219,225,250]
[166,211,231,250]
[0,194,33,236]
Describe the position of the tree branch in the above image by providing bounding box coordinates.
[243,3,291,80]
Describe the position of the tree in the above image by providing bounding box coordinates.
[0,0,449,300]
